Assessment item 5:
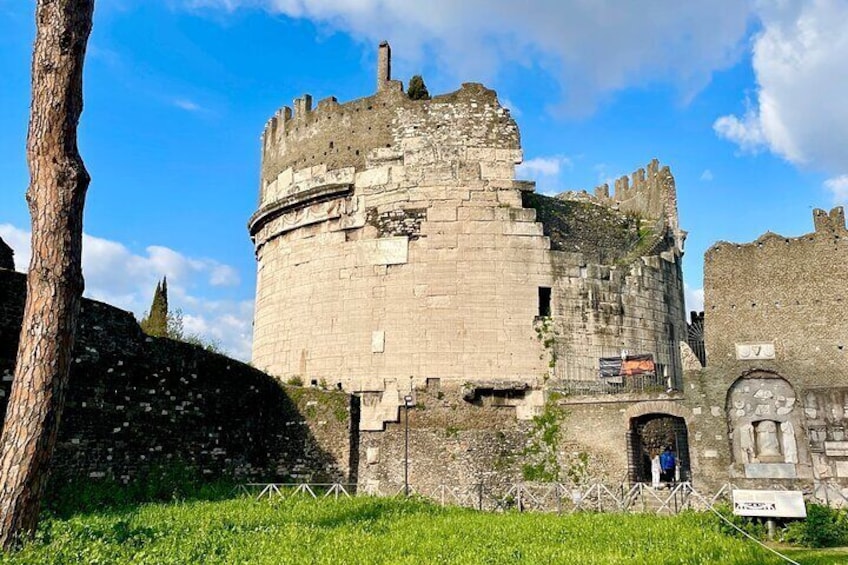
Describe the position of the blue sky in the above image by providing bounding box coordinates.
[1,1,847,360]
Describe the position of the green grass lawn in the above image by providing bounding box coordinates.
[0,494,843,564]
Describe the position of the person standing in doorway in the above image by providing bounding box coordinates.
[660,446,676,486]
[650,451,661,489]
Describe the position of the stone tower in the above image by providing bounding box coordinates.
[249,43,687,430]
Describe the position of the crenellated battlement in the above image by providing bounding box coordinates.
[258,42,519,196]
[591,158,684,253]
[813,206,847,234]
[707,206,848,259]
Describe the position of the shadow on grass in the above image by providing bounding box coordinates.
[43,464,238,519]
[312,496,444,530]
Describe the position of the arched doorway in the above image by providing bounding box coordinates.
[627,413,691,484]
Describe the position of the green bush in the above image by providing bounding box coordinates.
[286,375,304,386]
[782,503,848,548]
[407,75,430,100]
[710,502,769,540]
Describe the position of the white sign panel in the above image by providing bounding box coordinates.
[732,489,806,518]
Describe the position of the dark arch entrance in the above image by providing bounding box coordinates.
[627,413,691,484]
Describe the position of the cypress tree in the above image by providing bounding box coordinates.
[140,277,169,337]
[407,75,430,101]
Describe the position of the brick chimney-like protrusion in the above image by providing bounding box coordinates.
[377,41,391,92]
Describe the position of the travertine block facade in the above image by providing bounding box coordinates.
[250,44,687,433]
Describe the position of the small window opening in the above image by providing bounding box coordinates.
[538,287,552,318]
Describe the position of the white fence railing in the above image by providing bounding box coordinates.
[239,480,848,514]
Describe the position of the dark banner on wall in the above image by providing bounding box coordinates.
[599,353,655,381]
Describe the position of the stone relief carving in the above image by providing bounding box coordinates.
[781,421,798,464]
[735,343,775,360]
[755,420,782,462]
[740,423,755,464]
[727,374,803,470]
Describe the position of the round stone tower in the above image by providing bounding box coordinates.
[249,43,687,430]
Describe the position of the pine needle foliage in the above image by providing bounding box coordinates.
[407,75,430,100]
[140,278,168,337]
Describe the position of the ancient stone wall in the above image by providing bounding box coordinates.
[358,385,686,492]
[704,207,848,383]
[0,237,13,271]
[0,269,355,486]
[686,207,848,491]
[534,190,686,392]
[259,83,520,195]
[250,44,687,434]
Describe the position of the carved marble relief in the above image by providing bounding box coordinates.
[803,387,848,477]
[726,374,804,476]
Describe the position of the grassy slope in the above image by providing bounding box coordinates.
[2,495,836,565]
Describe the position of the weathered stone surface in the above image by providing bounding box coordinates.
[0,269,355,486]
[680,207,848,493]
[744,463,797,479]
[250,44,687,426]
[0,237,12,271]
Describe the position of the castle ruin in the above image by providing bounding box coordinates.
[1,44,847,501]
[249,43,688,438]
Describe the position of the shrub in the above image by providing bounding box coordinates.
[407,75,430,100]
[710,502,769,540]
[782,503,848,547]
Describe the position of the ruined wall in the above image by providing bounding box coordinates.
[594,158,685,248]
[688,207,848,490]
[0,269,355,485]
[0,237,13,271]
[521,170,686,395]
[358,385,686,493]
[705,207,848,381]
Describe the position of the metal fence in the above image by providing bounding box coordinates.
[239,481,721,515]
[240,480,848,514]
[549,338,683,395]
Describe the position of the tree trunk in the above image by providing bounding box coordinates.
[0,0,94,549]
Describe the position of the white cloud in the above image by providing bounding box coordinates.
[516,155,573,195]
[184,0,753,115]
[517,156,570,178]
[0,224,251,361]
[209,264,240,287]
[684,283,704,314]
[713,104,766,154]
[700,169,714,182]
[172,98,203,112]
[824,175,848,204]
[715,1,848,179]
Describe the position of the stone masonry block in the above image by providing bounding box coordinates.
[458,207,495,221]
[480,162,515,181]
[428,205,458,222]
[466,147,496,162]
[496,190,523,207]
[352,237,408,266]
[356,167,390,188]
[503,222,544,237]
